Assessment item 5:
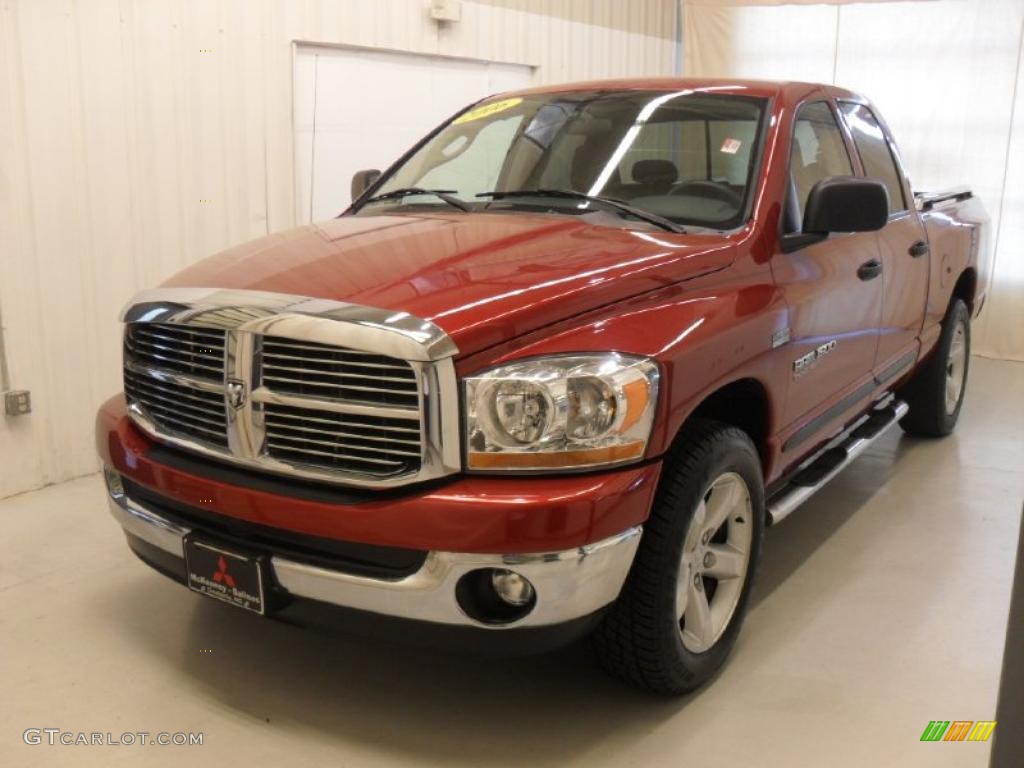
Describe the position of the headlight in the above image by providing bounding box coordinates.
[464,354,659,471]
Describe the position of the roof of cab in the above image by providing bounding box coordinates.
[502,77,862,102]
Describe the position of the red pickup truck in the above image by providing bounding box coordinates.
[97,79,990,694]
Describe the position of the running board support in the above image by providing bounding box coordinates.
[767,400,909,526]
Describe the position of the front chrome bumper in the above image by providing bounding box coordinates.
[104,468,641,630]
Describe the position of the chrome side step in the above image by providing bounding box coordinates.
[767,400,909,526]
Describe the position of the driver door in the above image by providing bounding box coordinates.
[772,100,883,452]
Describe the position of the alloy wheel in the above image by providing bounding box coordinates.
[945,318,968,415]
[676,471,753,653]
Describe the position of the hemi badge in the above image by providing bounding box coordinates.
[772,327,791,349]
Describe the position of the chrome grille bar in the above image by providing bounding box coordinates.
[262,400,423,474]
[258,350,411,372]
[125,324,226,382]
[256,418,422,446]
[123,367,228,449]
[261,335,419,408]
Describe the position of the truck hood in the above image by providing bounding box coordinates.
[163,212,733,357]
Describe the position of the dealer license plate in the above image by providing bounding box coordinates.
[184,538,266,615]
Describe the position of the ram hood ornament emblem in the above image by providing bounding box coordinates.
[226,379,247,409]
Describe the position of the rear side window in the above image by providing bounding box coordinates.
[839,102,906,214]
[789,102,853,226]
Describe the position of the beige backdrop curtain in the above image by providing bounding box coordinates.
[684,0,1024,362]
[686,0,925,4]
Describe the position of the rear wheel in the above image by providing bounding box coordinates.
[900,298,970,437]
[594,420,764,694]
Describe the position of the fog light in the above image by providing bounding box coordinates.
[491,569,534,607]
[104,466,124,496]
[455,568,537,624]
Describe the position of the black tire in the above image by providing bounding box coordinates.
[899,298,971,437]
[594,419,765,695]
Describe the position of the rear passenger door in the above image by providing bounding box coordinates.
[772,100,884,442]
[838,101,929,381]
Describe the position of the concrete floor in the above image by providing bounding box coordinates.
[2,357,1022,768]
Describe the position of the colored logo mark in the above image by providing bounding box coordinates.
[920,721,996,742]
[212,555,236,589]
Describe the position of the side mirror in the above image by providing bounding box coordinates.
[803,177,889,234]
[351,169,381,201]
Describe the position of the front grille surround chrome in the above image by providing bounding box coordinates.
[121,288,460,489]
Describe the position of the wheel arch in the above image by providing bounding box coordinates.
[671,377,773,472]
[951,267,977,314]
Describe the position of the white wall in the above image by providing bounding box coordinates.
[683,0,1024,363]
[0,0,678,499]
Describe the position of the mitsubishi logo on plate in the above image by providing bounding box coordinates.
[226,379,246,409]
[212,555,236,588]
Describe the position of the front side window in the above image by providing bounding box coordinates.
[838,102,906,214]
[788,101,853,229]
[360,90,767,230]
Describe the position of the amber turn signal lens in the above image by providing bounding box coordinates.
[619,378,651,433]
[468,440,645,470]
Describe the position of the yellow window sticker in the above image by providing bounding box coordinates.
[453,97,523,125]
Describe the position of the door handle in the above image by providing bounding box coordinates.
[857,258,883,281]
[909,240,929,258]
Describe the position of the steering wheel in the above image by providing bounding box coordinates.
[670,180,743,209]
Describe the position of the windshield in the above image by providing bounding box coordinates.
[358,90,767,230]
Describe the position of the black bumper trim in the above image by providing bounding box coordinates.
[123,477,428,579]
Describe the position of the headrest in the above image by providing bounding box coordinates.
[632,159,678,186]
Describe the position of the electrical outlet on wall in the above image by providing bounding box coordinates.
[4,390,31,416]
[429,0,461,23]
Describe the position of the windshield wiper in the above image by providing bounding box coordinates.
[476,188,685,233]
[360,187,470,212]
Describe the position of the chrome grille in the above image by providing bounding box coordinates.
[120,289,459,489]
[263,404,422,475]
[125,324,226,381]
[261,336,419,408]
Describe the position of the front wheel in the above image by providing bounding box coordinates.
[899,298,970,437]
[594,420,764,694]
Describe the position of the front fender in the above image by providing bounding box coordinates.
[456,266,791,470]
